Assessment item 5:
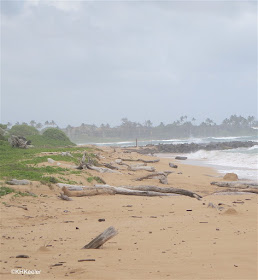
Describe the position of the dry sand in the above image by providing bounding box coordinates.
[0,147,257,279]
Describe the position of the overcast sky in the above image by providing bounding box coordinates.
[1,0,257,127]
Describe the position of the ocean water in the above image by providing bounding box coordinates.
[87,135,258,181]
[184,145,258,180]
[89,135,257,147]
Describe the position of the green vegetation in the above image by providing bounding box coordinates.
[87,176,106,184]
[9,124,39,137]
[28,128,75,147]
[0,139,95,184]
[13,191,37,198]
[4,125,75,147]
[63,115,258,143]
[0,186,37,198]
[43,128,70,141]
[0,186,15,197]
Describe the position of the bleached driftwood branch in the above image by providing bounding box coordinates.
[57,183,202,200]
[121,158,160,163]
[211,181,258,189]
[128,165,155,172]
[135,172,172,184]
[6,179,30,185]
[86,164,121,174]
[213,188,258,195]
[82,226,118,249]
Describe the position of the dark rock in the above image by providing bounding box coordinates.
[175,156,187,160]
[16,255,29,258]
[136,141,258,154]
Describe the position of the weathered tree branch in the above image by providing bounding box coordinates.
[57,183,202,200]
[128,165,156,172]
[82,226,118,249]
[211,181,258,189]
[6,179,30,185]
[135,172,172,184]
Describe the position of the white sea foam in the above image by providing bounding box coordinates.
[81,135,258,180]
[186,148,258,180]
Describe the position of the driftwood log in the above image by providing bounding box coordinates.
[120,185,202,200]
[6,179,30,185]
[128,165,156,172]
[135,172,172,184]
[213,188,258,195]
[121,158,160,163]
[103,163,120,170]
[77,152,87,169]
[82,226,118,249]
[57,183,202,200]
[211,181,258,189]
[58,193,73,201]
[86,164,120,174]
[114,159,129,167]
[62,186,116,197]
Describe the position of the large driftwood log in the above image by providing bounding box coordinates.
[82,226,118,249]
[211,181,258,189]
[214,188,258,195]
[121,158,160,163]
[120,185,202,200]
[128,165,156,172]
[57,183,202,199]
[61,184,177,197]
[6,179,30,185]
[61,186,116,197]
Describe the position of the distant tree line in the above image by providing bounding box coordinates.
[63,115,258,142]
[5,120,57,130]
[2,115,257,143]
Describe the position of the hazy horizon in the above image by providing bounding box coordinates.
[1,1,257,127]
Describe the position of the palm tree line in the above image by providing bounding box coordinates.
[5,115,257,140]
[64,115,258,140]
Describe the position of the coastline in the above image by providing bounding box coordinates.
[155,152,258,181]
[0,146,257,279]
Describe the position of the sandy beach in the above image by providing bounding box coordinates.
[0,146,257,280]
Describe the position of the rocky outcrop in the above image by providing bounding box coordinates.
[134,141,258,154]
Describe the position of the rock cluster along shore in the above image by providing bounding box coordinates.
[135,141,258,154]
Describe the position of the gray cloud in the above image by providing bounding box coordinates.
[1,0,25,16]
[1,1,257,127]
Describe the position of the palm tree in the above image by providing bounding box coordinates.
[50,120,56,127]
[36,123,43,130]
[30,120,36,127]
